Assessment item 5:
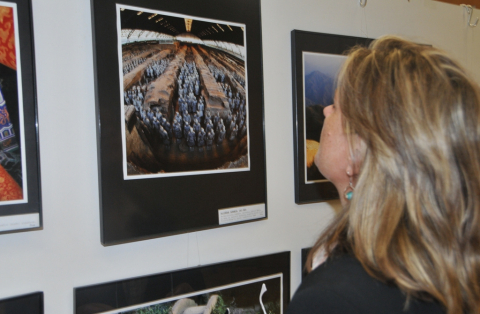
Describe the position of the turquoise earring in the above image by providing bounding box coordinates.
[345,190,353,200]
[344,179,355,201]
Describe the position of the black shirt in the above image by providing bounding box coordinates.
[287,254,445,314]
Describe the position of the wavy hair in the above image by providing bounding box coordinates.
[306,36,480,314]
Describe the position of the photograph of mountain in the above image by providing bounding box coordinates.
[303,52,346,183]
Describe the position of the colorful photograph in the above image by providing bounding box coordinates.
[118,5,250,179]
[0,2,27,204]
[99,275,282,314]
[303,52,346,183]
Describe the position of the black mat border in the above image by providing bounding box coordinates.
[291,30,373,204]
[75,251,290,313]
[91,0,267,245]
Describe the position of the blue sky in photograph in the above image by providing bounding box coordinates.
[303,52,346,79]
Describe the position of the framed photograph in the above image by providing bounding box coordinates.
[0,292,43,313]
[291,30,373,204]
[74,251,290,314]
[91,0,266,245]
[0,0,41,233]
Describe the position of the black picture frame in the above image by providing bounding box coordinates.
[0,291,43,313]
[74,251,290,314]
[91,0,266,245]
[291,30,373,204]
[0,0,42,234]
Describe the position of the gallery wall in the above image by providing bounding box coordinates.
[0,0,478,312]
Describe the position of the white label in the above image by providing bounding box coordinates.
[218,204,266,225]
[0,213,40,232]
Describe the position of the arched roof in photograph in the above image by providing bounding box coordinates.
[119,8,245,46]
[121,29,174,44]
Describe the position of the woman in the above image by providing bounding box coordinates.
[287,36,480,314]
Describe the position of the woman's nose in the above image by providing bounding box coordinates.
[323,105,332,117]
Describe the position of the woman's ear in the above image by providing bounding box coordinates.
[346,164,354,179]
[351,135,367,175]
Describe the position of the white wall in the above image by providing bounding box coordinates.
[0,0,478,312]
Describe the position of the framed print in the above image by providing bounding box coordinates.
[0,0,42,233]
[74,251,290,314]
[91,0,266,245]
[291,30,373,204]
[0,292,43,313]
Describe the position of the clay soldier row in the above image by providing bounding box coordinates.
[217,79,246,113]
[171,113,243,143]
[186,127,218,151]
[210,61,246,89]
[124,63,171,107]
[141,58,171,85]
[144,115,172,139]
[228,95,245,113]
[197,110,247,136]
[223,110,246,132]
[124,55,173,110]
[130,82,244,146]
[124,52,171,87]
[139,107,169,134]
[177,76,200,93]
[153,119,246,152]
[136,101,245,142]
[183,124,230,151]
[208,64,226,83]
[177,62,202,116]
[136,113,172,148]
[172,118,245,148]
[174,111,202,129]
[178,61,199,84]
[123,57,147,75]
[145,114,234,150]
[178,82,200,98]
[178,94,204,116]
[178,70,199,87]
[124,86,145,108]
[178,65,201,96]
[144,59,170,81]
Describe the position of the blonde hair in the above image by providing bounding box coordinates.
[307,36,480,314]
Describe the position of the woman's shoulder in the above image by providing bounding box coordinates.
[287,254,445,314]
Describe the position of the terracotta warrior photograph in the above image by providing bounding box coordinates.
[302,52,345,183]
[118,5,250,179]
